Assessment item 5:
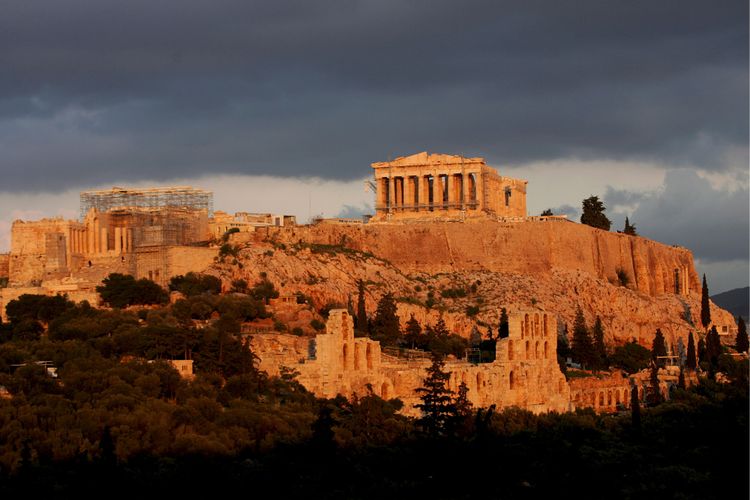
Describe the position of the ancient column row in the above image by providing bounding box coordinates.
[69,225,134,255]
[378,171,480,213]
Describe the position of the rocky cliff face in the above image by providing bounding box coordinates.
[212,220,735,351]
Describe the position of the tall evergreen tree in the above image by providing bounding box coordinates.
[355,280,368,334]
[571,307,595,368]
[371,293,401,346]
[651,329,668,367]
[580,195,612,231]
[415,354,456,437]
[686,331,697,370]
[630,385,641,432]
[678,367,686,390]
[592,316,608,370]
[486,326,494,341]
[735,316,748,353]
[404,314,422,349]
[700,274,711,330]
[697,337,707,364]
[498,308,509,338]
[705,326,722,373]
[432,317,449,338]
[623,216,638,236]
[647,362,662,406]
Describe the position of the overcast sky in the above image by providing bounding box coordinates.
[0,0,747,293]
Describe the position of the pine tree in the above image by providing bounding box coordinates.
[630,385,641,432]
[580,195,612,231]
[686,331,697,370]
[678,367,686,389]
[355,280,368,334]
[571,307,595,368]
[498,308,509,338]
[371,293,401,346]
[651,329,668,367]
[404,314,422,349]
[592,316,608,370]
[697,337,707,364]
[623,216,638,236]
[486,326,494,341]
[415,354,456,437]
[735,316,748,353]
[454,381,473,418]
[433,317,449,338]
[700,274,711,330]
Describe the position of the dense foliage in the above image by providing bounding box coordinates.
[97,273,168,308]
[168,272,222,296]
[580,195,611,231]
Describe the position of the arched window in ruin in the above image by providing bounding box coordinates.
[544,341,549,359]
[509,371,515,390]
[607,391,612,406]
[342,344,348,370]
[599,392,604,406]
[520,322,524,339]
[543,315,548,337]
[381,382,389,400]
[468,173,477,209]
[525,341,530,359]
[354,346,360,370]
[615,390,621,404]
[366,344,373,370]
[524,314,530,337]
[508,340,514,360]
[534,314,540,337]
[535,341,540,359]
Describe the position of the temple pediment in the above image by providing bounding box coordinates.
[371,151,485,169]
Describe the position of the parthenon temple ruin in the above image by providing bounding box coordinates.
[371,152,527,221]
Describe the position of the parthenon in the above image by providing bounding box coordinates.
[371,152,527,221]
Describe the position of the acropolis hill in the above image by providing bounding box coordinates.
[0,152,737,414]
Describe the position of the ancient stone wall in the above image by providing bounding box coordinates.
[252,309,570,416]
[0,254,8,280]
[268,219,698,298]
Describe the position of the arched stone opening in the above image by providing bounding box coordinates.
[508,340,514,360]
[468,173,478,209]
[342,344,348,370]
[524,314,530,336]
[534,313,540,337]
[366,344,373,370]
[509,371,515,390]
[599,392,604,406]
[607,391,612,406]
[544,341,549,359]
[543,314,548,337]
[535,341,540,359]
[525,341,530,359]
[354,346,360,370]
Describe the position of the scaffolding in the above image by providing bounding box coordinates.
[79,186,213,220]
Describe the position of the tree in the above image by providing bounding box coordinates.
[168,272,222,296]
[735,316,748,353]
[498,308,509,339]
[705,326,722,373]
[571,307,595,368]
[623,217,637,236]
[251,277,279,305]
[404,314,422,349]
[486,326,494,341]
[355,280,368,334]
[651,329,668,367]
[697,337,707,364]
[647,362,662,406]
[592,316,608,370]
[541,208,553,216]
[678,367,686,390]
[610,341,651,373]
[414,354,456,437]
[686,331,697,370]
[371,293,401,346]
[96,273,168,308]
[700,274,711,330]
[580,195,611,231]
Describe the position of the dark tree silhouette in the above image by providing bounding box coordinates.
[415,354,456,437]
[705,326,722,374]
[498,308,509,339]
[651,329,668,367]
[700,274,711,330]
[735,316,748,353]
[355,280,368,334]
[541,208,553,216]
[623,216,638,236]
[630,385,641,432]
[404,314,422,349]
[580,195,611,231]
[592,316,608,370]
[647,363,662,406]
[571,307,595,368]
[371,293,401,346]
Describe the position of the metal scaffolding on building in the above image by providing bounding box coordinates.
[79,186,213,220]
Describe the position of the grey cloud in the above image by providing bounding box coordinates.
[0,0,747,191]
[606,170,749,263]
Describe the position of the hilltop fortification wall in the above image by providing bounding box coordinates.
[267,219,698,298]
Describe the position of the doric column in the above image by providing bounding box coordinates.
[388,177,395,211]
[101,227,108,253]
[421,175,431,210]
[377,177,387,211]
[447,174,457,209]
[114,227,122,253]
[476,170,485,212]
[463,173,472,209]
[435,174,444,208]
[127,228,133,252]
[405,176,415,210]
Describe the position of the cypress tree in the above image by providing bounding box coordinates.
[705,326,722,373]
[700,274,711,330]
[686,331,697,370]
[735,316,748,353]
[678,366,686,389]
[648,362,662,406]
[571,307,595,369]
[623,216,638,236]
[372,293,401,346]
[630,385,641,432]
[404,314,422,349]
[486,326,494,341]
[592,316,608,370]
[697,337,707,365]
[651,329,668,367]
[498,308,509,338]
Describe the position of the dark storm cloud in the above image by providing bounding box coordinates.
[605,171,749,263]
[0,0,747,190]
